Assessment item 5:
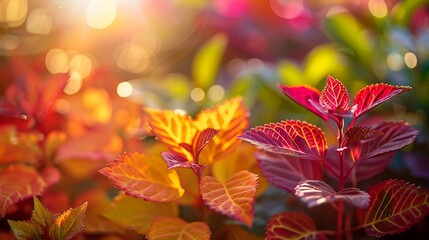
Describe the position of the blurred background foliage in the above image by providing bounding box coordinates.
[1,0,429,238]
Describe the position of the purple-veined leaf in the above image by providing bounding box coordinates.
[319,75,350,114]
[295,180,370,208]
[240,120,327,161]
[357,179,429,237]
[192,128,219,161]
[341,126,382,149]
[354,121,418,161]
[353,83,412,119]
[255,151,322,193]
[278,84,329,121]
[265,212,328,240]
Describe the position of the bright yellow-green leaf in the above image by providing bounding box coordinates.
[104,193,178,234]
[277,60,304,86]
[304,45,344,85]
[192,33,228,90]
[99,152,185,202]
[147,217,211,240]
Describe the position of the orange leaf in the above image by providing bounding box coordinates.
[145,108,196,162]
[146,216,211,240]
[200,170,258,226]
[99,152,184,202]
[0,165,46,217]
[196,97,249,164]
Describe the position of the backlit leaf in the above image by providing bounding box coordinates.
[358,179,429,237]
[145,108,196,161]
[240,120,327,161]
[265,212,327,240]
[161,151,202,170]
[48,202,87,240]
[99,152,185,202]
[192,128,219,161]
[353,84,411,119]
[354,121,418,161]
[196,97,249,164]
[0,165,46,217]
[255,151,322,193]
[103,193,178,235]
[147,216,211,240]
[295,180,369,208]
[319,75,350,114]
[278,84,329,121]
[214,224,263,240]
[7,220,42,240]
[200,170,258,226]
[192,33,228,90]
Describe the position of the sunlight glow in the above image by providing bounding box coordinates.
[387,53,403,71]
[64,72,83,95]
[368,0,387,19]
[404,52,417,69]
[69,54,92,79]
[117,81,133,98]
[26,8,53,35]
[0,0,28,27]
[85,0,117,29]
[208,85,225,101]
[270,0,303,20]
[190,87,205,102]
[46,48,69,74]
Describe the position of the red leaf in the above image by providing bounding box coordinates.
[99,152,184,202]
[265,212,328,240]
[200,170,258,226]
[146,217,211,240]
[354,121,418,161]
[278,84,329,121]
[191,128,219,161]
[319,75,350,114]
[240,120,327,161]
[255,151,322,193]
[357,179,429,237]
[295,180,370,208]
[353,83,412,119]
[0,165,46,217]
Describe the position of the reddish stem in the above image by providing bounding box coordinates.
[336,118,345,240]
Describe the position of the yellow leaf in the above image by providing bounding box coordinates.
[147,217,211,240]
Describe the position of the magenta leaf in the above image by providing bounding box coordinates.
[295,180,370,208]
[278,84,329,121]
[353,83,411,119]
[354,121,418,161]
[358,179,429,237]
[240,120,327,161]
[193,128,219,160]
[161,152,202,170]
[319,75,350,115]
[255,151,322,193]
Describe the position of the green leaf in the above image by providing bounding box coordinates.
[192,33,228,90]
[8,220,42,240]
[48,202,88,240]
[277,60,304,85]
[103,193,178,234]
[31,196,54,228]
[392,0,428,25]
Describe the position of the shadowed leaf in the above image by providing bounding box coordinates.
[161,152,202,170]
[358,179,429,237]
[0,165,46,217]
[99,152,184,202]
[295,180,369,208]
[7,220,42,240]
[200,170,258,226]
[255,151,322,193]
[266,212,327,240]
[278,84,329,121]
[103,193,178,235]
[342,126,382,149]
[32,196,54,228]
[353,84,411,119]
[146,217,211,240]
[240,120,327,161]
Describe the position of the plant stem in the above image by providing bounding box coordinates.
[337,118,345,240]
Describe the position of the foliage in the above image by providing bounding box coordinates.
[240,75,428,239]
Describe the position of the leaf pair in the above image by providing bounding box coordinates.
[279,75,411,122]
[8,197,87,240]
[145,97,249,168]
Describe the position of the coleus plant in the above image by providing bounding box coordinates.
[239,75,429,239]
[100,97,264,239]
